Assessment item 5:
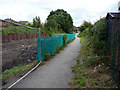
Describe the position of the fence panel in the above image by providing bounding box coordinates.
[106,14,120,86]
[36,35,63,61]
[2,33,49,43]
[66,34,75,42]
[36,34,75,61]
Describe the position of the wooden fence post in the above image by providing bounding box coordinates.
[2,34,4,43]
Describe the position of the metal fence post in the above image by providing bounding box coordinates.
[39,28,41,61]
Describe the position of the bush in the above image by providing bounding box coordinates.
[79,18,107,56]
[78,28,91,37]
[63,34,67,45]
[45,53,51,60]
[91,18,107,55]
[2,25,39,34]
[79,21,93,33]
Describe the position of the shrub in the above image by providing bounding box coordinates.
[78,28,91,37]
[79,81,86,86]
[79,21,93,33]
[2,25,39,34]
[91,18,107,55]
[63,34,67,45]
[45,53,51,60]
[56,46,60,53]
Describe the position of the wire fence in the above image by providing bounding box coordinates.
[106,13,120,86]
[1,19,45,72]
[36,34,75,61]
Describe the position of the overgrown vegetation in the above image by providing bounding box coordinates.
[78,18,107,55]
[78,21,93,33]
[70,37,116,88]
[2,25,40,35]
[32,16,42,28]
[70,18,117,88]
[0,61,38,80]
[63,34,67,46]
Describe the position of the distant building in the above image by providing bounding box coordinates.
[0,18,20,28]
[5,18,14,22]
[75,27,79,30]
[41,22,44,26]
[19,21,29,25]
[0,19,11,28]
[74,27,79,32]
[0,20,2,25]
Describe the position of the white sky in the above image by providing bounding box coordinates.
[0,0,119,26]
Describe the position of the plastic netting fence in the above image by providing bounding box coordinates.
[36,34,75,61]
[66,34,75,42]
[106,14,120,86]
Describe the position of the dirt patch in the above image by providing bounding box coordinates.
[2,38,37,72]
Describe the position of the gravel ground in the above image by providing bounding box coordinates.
[4,34,81,88]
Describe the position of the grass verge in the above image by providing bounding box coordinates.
[70,37,117,88]
[1,61,38,84]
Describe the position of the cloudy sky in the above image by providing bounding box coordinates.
[0,0,119,26]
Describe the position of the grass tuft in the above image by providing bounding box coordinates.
[1,61,37,80]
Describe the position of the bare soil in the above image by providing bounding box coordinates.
[2,38,37,72]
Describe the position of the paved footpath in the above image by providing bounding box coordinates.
[12,34,81,88]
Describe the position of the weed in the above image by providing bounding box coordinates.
[0,61,36,80]
[67,39,75,44]
[79,81,86,86]
[40,61,45,65]
[56,46,60,53]
[45,53,51,60]
[63,34,67,45]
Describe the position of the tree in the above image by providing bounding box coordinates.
[91,18,107,55]
[79,21,93,32]
[46,9,73,33]
[33,16,41,28]
[44,19,58,32]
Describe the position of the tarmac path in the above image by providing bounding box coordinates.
[12,34,81,88]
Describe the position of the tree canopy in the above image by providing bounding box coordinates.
[45,9,73,33]
[33,16,41,28]
[79,21,93,32]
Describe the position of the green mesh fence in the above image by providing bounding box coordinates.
[106,14,120,86]
[36,34,75,61]
[66,34,75,42]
